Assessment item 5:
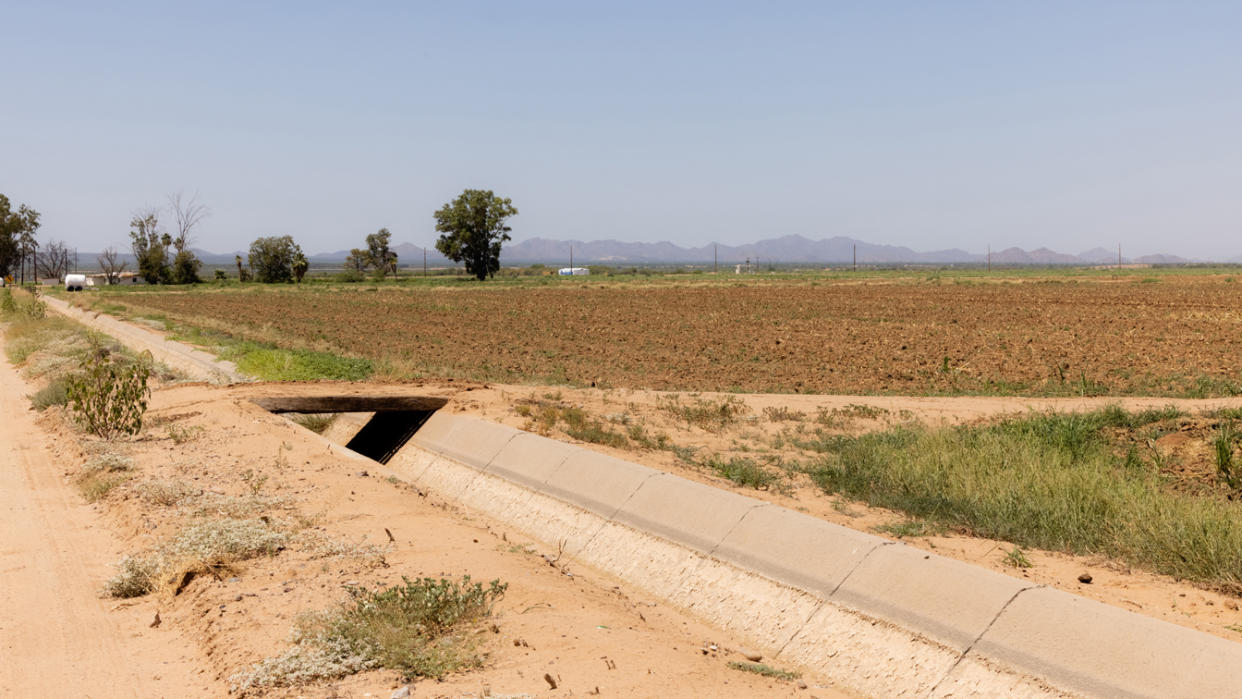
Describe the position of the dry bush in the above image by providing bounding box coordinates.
[232,576,506,693]
[135,478,198,506]
[103,517,290,599]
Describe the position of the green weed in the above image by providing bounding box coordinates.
[807,406,1242,590]
[727,661,800,681]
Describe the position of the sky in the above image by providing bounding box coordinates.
[2,1,1240,259]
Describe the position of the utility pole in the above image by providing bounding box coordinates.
[853,244,857,272]
[423,248,427,277]
[1118,244,1122,269]
[570,244,573,272]
[714,244,718,274]
[987,244,991,273]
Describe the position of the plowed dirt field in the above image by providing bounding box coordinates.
[106,276,1242,396]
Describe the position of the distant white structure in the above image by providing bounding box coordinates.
[64,273,87,291]
[558,267,590,276]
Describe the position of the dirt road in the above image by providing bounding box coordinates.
[0,361,220,697]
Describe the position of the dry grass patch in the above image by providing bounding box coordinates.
[232,576,506,693]
[104,517,290,599]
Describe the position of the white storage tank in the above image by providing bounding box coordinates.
[64,273,87,291]
[557,267,590,276]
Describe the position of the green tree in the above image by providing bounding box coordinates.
[248,235,303,283]
[292,251,309,283]
[171,249,202,284]
[433,190,517,281]
[129,211,171,284]
[365,227,398,277]
[0,195,41,282]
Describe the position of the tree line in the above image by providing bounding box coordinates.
[1,188,518,286]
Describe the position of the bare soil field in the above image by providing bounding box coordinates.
[90,275,1242,396]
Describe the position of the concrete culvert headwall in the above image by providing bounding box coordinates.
[380,412,1242,699]
[254,395,447,464]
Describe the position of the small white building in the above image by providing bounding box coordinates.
[558,267,590,276]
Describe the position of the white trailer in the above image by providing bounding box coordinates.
[64,273,87,291]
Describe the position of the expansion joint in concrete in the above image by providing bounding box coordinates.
[575,470,663,557]
[828,539,893,597]
[923,583,1043,698]
[705,502,768,559]
[775,598,828,659]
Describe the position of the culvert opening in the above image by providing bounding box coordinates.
[252,395,449,465]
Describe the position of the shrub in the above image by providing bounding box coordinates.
[104,517,290,599]
[103,555,160,598]
[65,339,153,438]
[233,576,506,692]
[30,376,70,411]
[136,478,197,506]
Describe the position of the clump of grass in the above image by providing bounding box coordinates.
[815,403,888,428]
[1214,423,1241,492]
[701,455,781,490]
[135,478,197,506]
[163,517,289,563]
[89,452,134,472]
[103,517,290,599]
[232,576,506,693]
[165,423,203,444]
[289,413,337,434]
[565,419,629,449]
[103,555,161,598]
[763,405,805,422]
[1004,547,1033,569]
[77,471,129,502]
[627,423,669,450]
[75,452,134,503]
[808,406,1242,590]
[727,661,800,681]
[30,376,70,411]
[875,519,940,539]
[661,396,748,430]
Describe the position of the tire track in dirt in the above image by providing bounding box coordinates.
[0,360,221,697]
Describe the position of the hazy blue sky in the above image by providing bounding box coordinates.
[3,2,1239,258]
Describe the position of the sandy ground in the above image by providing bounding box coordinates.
[3,364,850,698]
[0,356,221,697]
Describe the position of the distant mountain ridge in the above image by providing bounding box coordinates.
[80,235,1198,269]
[498,235,1191,266]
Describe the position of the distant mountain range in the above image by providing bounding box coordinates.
[80,235,1208,270]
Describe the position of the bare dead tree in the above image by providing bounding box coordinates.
[98,247,127,284]
[37,239,71,280]
[168,191,209,252]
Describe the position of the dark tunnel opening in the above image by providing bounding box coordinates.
[344,410,435,464]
